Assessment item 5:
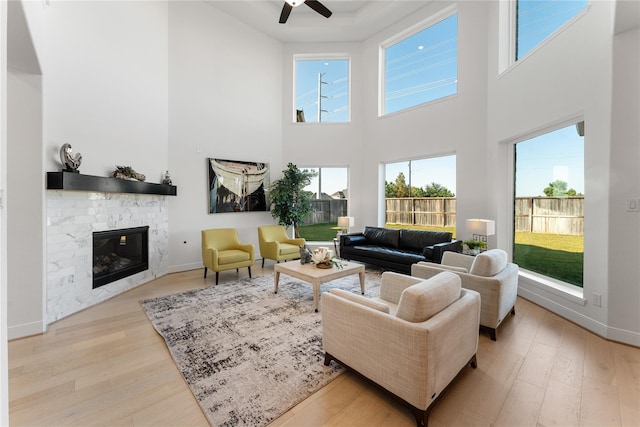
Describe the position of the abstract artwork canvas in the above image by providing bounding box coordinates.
[208,158,270,213]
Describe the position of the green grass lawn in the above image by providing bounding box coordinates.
[298,222,584,288]
[514,231,584,287]
[298,223,341,241]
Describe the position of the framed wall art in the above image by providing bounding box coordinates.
[208,158,270,213]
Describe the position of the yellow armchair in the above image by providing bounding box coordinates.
[257,225,306,268]
[201,228,255,285]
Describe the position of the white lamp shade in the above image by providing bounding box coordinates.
[466,219,495,236]
[337,216,354,228]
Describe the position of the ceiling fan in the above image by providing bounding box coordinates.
[279,0,332,24]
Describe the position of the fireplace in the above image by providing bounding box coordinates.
[93,226,149,289]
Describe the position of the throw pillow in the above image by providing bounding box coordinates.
[395,271,461,323]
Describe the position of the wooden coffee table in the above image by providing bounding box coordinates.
[273,260,365,312]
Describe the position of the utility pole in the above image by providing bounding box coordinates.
[408,160,412,196]
[317,72,328,122]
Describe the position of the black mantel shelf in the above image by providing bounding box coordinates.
[47,171,177,196]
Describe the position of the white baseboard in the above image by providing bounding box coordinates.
[518,287,639,347]
[606,325,640,347]
[8,321,45,341]
[167,262,202,274]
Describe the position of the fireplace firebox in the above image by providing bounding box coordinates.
[93,226,149,289]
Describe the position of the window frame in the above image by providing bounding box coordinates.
[293,54,351,124]
[507,117,586,302]
[378,5,458,117]
[499,0,590,73]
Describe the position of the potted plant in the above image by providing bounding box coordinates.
[269,163,317,238]
[463,239,486,255]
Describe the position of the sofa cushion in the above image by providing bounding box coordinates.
[469,249,508,277]
[329,289,390,313]
[400,229,452,251]
[395,272,461,323]
[363,226,400,248]
[347,245,426,265]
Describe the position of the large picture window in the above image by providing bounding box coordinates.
[513,122,585,287]
[516,0,588,60]
[294,57,349,123]
[297,167,349,241]
[385,155,457,235]
[381,12,458,115]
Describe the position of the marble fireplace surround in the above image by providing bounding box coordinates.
[46,190,169,324]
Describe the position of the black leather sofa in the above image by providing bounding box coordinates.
[339,226,462,274]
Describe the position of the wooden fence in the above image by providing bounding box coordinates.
[306,199,348,225]
[385,198,457,228]
[514,197,584,235]
[307,197,584,235]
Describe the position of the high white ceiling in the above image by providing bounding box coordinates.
[205,1,430,43]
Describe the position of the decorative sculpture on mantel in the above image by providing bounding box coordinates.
[59,143,82,173]
[112,165,146,182]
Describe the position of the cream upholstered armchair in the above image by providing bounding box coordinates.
[411,249,518,341]
[257,225,306,268]
[322,271,480,427]
[201,228,254,285]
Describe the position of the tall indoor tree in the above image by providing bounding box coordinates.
[269,163,317,238]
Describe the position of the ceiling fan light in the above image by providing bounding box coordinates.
[285,0,305,7]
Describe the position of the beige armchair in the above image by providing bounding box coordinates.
[322,271,480,427]
[257,225,306,268]
[201,228,255,285]
[411,249,518,341]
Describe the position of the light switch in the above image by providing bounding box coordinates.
[627,199,640,212]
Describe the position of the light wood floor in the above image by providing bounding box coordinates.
[8,262,640,427]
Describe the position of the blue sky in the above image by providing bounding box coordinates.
[515,124,584,196]
[303,167,348,196]
[517,0,588,59]
[385,13,458,114]
[295,59,349,122]
[385,155,457,195]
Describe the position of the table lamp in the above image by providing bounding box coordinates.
[466,219,495,243]
[337,216,354,235]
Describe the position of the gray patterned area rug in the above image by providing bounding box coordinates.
[140,269,382,426]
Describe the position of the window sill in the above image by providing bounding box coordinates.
[518,269,586,306]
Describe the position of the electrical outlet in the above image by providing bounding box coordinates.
[593,292,602,307]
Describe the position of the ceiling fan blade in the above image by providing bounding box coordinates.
[305,0,332,19]
[279,2,293,24]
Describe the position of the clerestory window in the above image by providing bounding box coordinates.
[516,0,588,60]
[381,10,458,115]
[294,57,350,123]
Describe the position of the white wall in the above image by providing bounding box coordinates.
[7,70,43,339]
[608,25,640,341]
[282,42,364,230]
[282,1,491,239]
[167,1,284,272]
[43,1,169,178]
[6,0,44,340]
[0,0,7,423]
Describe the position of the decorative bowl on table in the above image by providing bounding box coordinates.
[311,247,334,268]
